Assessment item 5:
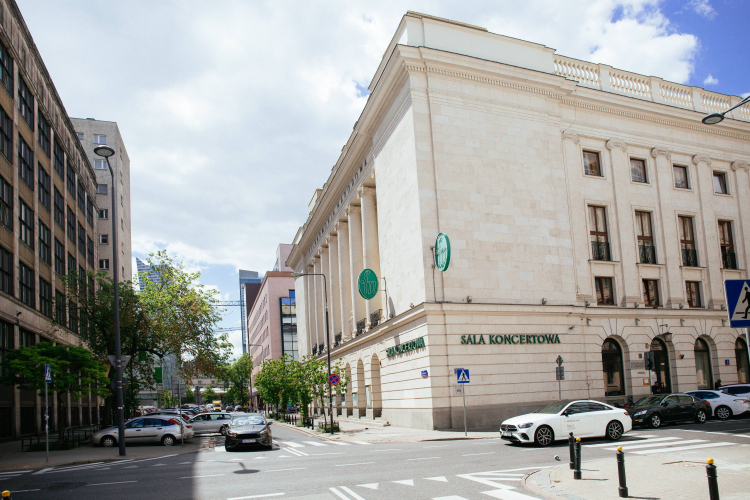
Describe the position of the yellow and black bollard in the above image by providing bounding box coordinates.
[573,437,582,480]
[616,446,628,498]
[706,458,720,500]
[3,490,10,499]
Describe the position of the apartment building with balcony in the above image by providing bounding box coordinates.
[287,12,750,430]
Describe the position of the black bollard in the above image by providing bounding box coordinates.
[568,433,576,470]
[2,490,10,499]
[616,446,628,498]
[706,458,720,500]
[574,437,582,480]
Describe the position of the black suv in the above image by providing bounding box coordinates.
[627,393,710,428]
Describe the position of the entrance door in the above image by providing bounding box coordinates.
[651,339,671,393]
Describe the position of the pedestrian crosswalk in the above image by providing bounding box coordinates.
[273,439,372,457]
[583,433,740,454]
[0,470,31,481]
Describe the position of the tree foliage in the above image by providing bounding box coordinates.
[218,354,253,405]
[201,385,219,402]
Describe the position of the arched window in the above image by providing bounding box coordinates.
[602,339,625,396]
[736,338,749,384]
[651,338,671,393]
[694,338,713,390]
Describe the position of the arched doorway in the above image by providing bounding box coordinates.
[368,354,382,419]
[651,338,671,393]
[601,339,625,396]
[694,338,713,390]
[344,363,352,416]
[354,359,365,418]
[736,338,749,384]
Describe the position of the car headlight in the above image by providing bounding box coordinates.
[634,410,646,417]
[517,422,533,429]
[259,429,268,434]
[229,432,238,437]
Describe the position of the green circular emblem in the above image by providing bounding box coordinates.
[358,269,379,300]
[434,233,451,272]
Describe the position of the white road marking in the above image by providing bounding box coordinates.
[585,437,677,448]
[370,448,401,452]
[278,441,304,448]
[705,432,731,435]
[425,445,450,448]
[152,463,167,467]
[282,447,308,457]
[0,470,31,474]
[178,462,191,464]
[357,483,379,489]
[634,442,736,454]
[303,441,327,447]
[124,466,138,469]
[480,489,540,499]
[339,486,367,500]
[7,489,39,493]
[309,452,345,456]
[87,480,138,486]
[336,462,375,467]
[408,457,441,461]
[736,435,750,438]
[463,452,496,457]
[264,467,307,472]
[392,479,414,486]
[181,474,225,479]
[425,476,449,482]
[231,458,243,461]
[328,441,351,446]
[227,493,285,500]
[433,497,468,500]
[329,487,350,500]
[606,439,706,451]
[351,441,372,445]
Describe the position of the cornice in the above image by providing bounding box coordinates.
[651,147,672,160]
[692,155,712,166]
[606,139,628,153]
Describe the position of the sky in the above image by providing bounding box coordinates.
[15,0,749,357]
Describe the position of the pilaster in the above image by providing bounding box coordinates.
[652,147,684,307]
[347,205,366,336]
[358,186,383,325]
[336,221,353,340]
[692,154,724,309]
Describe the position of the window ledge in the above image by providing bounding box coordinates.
[680,265,706,269]
[637,263,664,267]
[721,268,746,272]
[589,260,620,263]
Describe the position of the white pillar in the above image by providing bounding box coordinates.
[313,256,325,350]
[327,235,342,343]
[347,205,366,335]
[336,221,353,340]
[321,246,332,351]
[359,186,383,325]
[303,267,314,354]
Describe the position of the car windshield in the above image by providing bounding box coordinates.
[231,416,266,426]
[633,396,664,406]
[534,401,570,414]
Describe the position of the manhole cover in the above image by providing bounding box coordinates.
[42,482,87,490]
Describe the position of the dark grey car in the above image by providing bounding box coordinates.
[225,414,272,450]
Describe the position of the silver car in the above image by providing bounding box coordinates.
[92,416,194,447]
[189,412,232,435]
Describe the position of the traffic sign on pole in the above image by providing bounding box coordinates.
[329,374,340,386]
[456,368,470,384]
[725,280,750,327]
[44,364,51,383]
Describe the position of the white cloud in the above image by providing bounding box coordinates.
[688,0,717,19]
[17,0,703,276]
[703,74,719,86]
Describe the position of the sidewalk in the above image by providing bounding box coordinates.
[273,418,500,442]
[524,446,750,500]
[0,436,212,471]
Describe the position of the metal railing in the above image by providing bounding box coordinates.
[356,319,366,336]
[639,245,657,264]
[722,251,737,270]
[370,309,382,328]
[682,248,699,267]
[591,241,611,261]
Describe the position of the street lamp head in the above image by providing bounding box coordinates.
[702,113,725,125]
[94,145,116,157]
[291,272,304,278]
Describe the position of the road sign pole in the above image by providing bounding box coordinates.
[746,328,750,375]
[45,381,48,463]
[462,384,467,437]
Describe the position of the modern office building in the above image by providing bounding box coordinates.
[0,0,104,438]
[288,12,750,430]
[239,269,263,354]
[135,257,163,292]
[71,118,132,282]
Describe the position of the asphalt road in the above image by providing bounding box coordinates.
[2,417,749,500]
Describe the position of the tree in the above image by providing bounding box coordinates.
[0,342,109,438]
[331,359,350,411]
[254,355,296,416]
[218,354,253,406]
[202,385,219,402]
[183,386,195,404]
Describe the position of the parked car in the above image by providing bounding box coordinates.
[92,416,193,447]
[150,411,192,422]
[225,413,273,451]
[500,400,632,446]
[189,412,233,435]
[719,384,750,398]
[685,390,750,420]
[627,393,710,428]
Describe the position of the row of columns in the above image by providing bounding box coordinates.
[304,186,383,352]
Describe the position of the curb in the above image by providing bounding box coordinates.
[522,465,589,500]
[271,420,340,441]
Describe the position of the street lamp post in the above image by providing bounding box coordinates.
[291,272,333,435]
[94,145,125,456]
[702,95,750,125]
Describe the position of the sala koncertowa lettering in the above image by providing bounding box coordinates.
[461,334,561,345]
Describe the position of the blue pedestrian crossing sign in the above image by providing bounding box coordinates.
[456,368,470,384]
[44,364,51,383]
[725,280,750,328]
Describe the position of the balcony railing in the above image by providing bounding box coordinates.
[370,309,382,328]
[682,248,699,267]
[722,251,737,270]
[639,245,657,264]
[591,241,611,261]
[356,319,366,337]
[334,333,342,346]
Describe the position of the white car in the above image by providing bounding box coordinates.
[685,390,750,420]
[500,400,632,446]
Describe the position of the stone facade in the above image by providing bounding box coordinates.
[287,12,750,430]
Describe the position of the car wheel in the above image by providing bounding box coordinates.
[162,435,175,447]
[220,425,228,436]
[695,409,707,424]
[606,420,624,441]
[649,414,662,428]
[534,425,554,447]
[100,436,116,447]
[715,406,732,421]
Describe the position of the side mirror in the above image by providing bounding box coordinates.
[562,411,569,417]
[661,401,670,406]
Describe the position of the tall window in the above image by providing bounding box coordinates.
[713,172,728,194]
[0,107,11,161]
[68,301,78,334]
[18,135,33,189]
[679,216,698,267]
[66,206,75,242]
[67,253,76,278]
[0,320,13,379]
[99,259,109,270]
[66,161,76,199]
[77,180,85,212]
[595,277,614,305]
[18,263,34,308]
[583,151,602,176]
[96,184,108,195]
[37,116,50,157]
[0,245,11,296]
[87,236,94,267]
[601,339,625,396]
[635,211,655,264]
[0,40,13,95]
[54,238,64,276]
[77,222,86,256]
[94,160,106,170]
[718,221,736,270]
[630,158,647,183]
[39,278,52,318]
[280,291,298,361]
[53,187,64,228]
[86,195,94,226]
[686,281,702,308]
[99,234,108,244]
[643,279,660,307]
[54,290,65,326]
[18,199,33,250]
[99,209,108,219]
[38,164,50,211]
[694,338,713,390]
[0,175,11,229]
[53,141,64,179]
[588,206,610,261]
[17,77,33,128]
[38,220,51,265]
[94,135,107,145]
[736,338,749,385]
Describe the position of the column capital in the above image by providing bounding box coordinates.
[346,204,361,215]
[561,131,580,144]
[326,233,338,245]
[731,161,749,172]
[651,147,671,160]
[335,220,348,231]
[692,154,712,166]
[357,185,376,198]
[605,139,628,152]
